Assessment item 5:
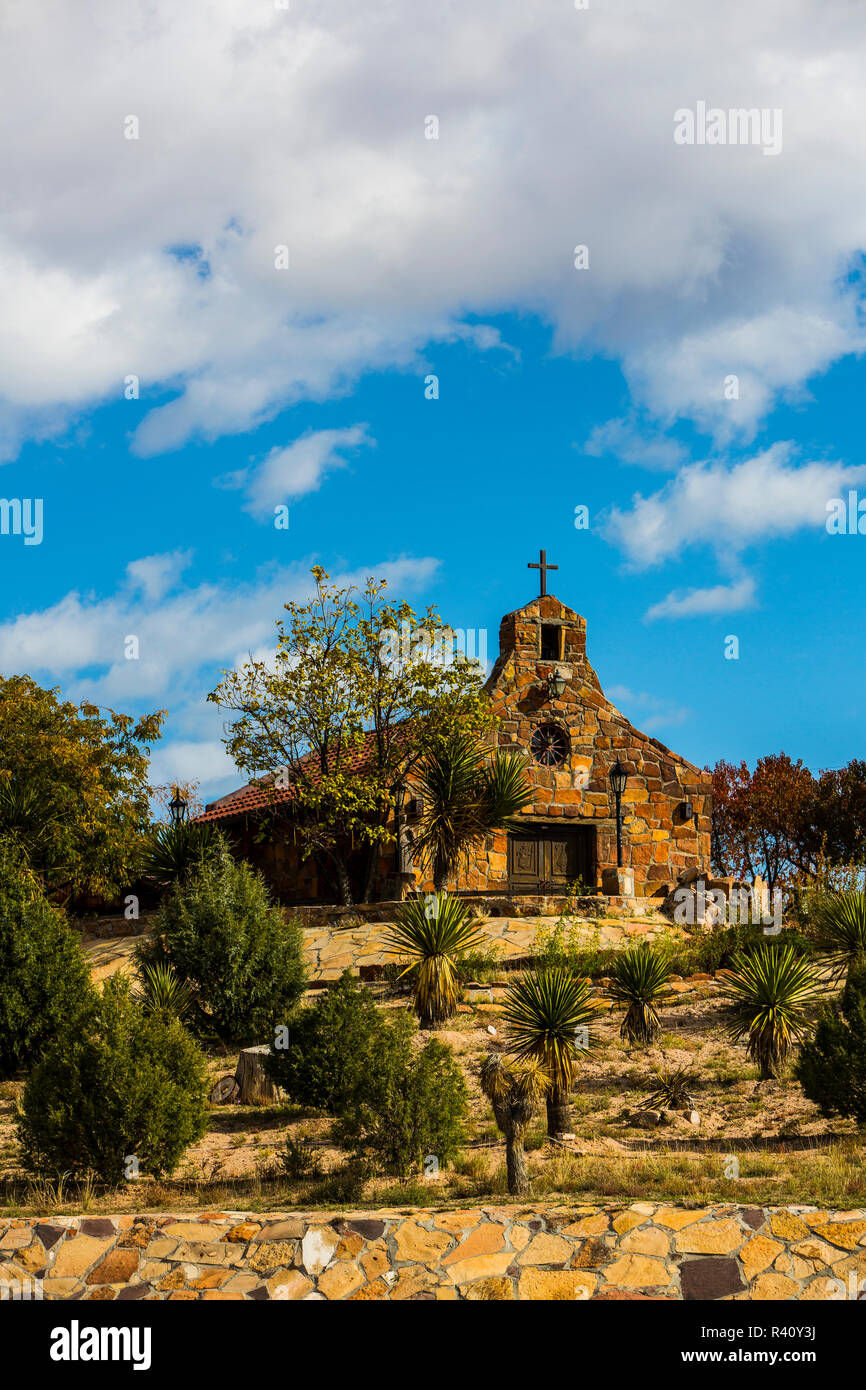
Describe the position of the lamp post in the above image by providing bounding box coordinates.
[608,759,628,868]
[168,786,188,825]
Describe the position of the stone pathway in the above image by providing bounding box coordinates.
[79,913,686,986]
[304,913,682,982]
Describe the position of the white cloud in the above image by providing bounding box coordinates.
[148,739,237,791]
[583,418,688,471]
[220,425,373,519]
[606,684,691,733]
[2,1,866,458]
[603,444,866,568]
[125,549,192,600]
[644,576,757,621]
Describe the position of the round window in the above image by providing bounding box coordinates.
[530,723,569,767]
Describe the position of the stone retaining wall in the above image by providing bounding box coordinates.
[2,1205,865,1301]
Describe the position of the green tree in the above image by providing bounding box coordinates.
[722,942,821,1080]
[609,945,671,1046]
[138,836,306,1042]
[384,893,486,1028]
[480,1053,548,1197]
[0,840,96,1079]
[17,976,209,1183]
[336,1011,468,1176]
[796,957,866,1124]
[0,674,164,898]
[413,731,533,891]
[264,970,384,1112]
[208,568,494,904]
[502,967,600,1136]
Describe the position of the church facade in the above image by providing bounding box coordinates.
[199,569,712,904]
[437,589,712,899]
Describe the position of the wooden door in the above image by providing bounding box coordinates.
[508,826,594,891]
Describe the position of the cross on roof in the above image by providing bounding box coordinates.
[527,548,558,597]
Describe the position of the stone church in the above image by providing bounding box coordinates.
[199,555,712,903]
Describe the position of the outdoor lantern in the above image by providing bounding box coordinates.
[547,666,568,700]
[608,759,628,799]
[682,799,694,822]
[168,786,188,825]
[608,759,628,868]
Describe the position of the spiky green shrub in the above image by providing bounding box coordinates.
[336,1011,468,1176]
[414,733,532,890]
[0,840,96,1079]
[721,943,821,1080]
[137,839,306,1042]
[609,945,671,1045]
[384,893,485,1027]
[502,967,600,1135]
[795,957,866,1123]
[264,970,384,1113]
[640,1063,697,1112]
[141,820,217,886]
[807,889,866,977]
[17,976,209,1183]
[135,960,195,1023]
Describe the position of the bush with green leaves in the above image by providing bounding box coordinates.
[135,960,194,1023]
[721,942,821,1080]
[336,1010,468,1177]
[384,893,485,1028]
[264,970,383,1113]
[141,819,218,886]
[807,889,866,978]
[795,957,866,1123]
[502,967,599,1136]
[0,840,96,1079]
[609,945,671,1045]
[137,837,306,1042]
[16,975,209,1183]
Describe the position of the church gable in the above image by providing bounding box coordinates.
[461,573,712,897]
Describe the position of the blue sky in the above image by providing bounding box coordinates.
[1,2,865,802]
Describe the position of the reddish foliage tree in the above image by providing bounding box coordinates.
[708,752,856,892]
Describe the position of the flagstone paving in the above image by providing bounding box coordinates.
[80,913,686,985]
[296,914,683,982]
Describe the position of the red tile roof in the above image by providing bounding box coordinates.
[196,728,398,823]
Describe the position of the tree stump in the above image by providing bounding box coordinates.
[235,1045,277,1105]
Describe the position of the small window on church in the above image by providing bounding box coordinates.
[540,624,561,661]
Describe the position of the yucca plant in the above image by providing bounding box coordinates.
[808,889,866,978]
[502,967,600,1136]
[414,732,533,890]
[142,821,217,886]
[480,1053,549,1196]
[721,943,821,1080]
[135,960,195,1023]
[384,893,486,1028]
[609,945,671,1045]
[639,1063,697,1112]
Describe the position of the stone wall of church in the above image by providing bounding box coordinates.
[437,594,712,899]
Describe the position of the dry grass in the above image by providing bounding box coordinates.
[2,970,864,1216]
